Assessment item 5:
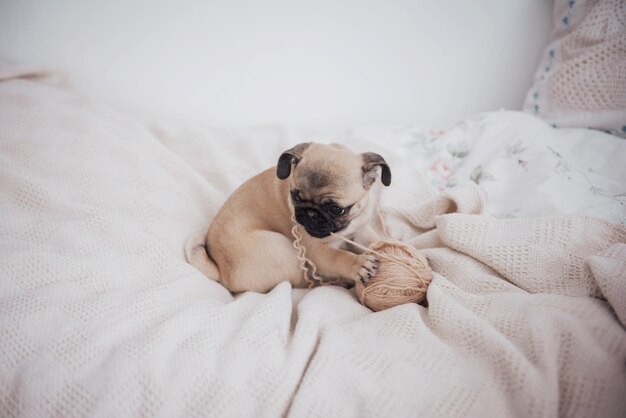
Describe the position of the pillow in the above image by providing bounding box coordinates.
[523,0,626,137]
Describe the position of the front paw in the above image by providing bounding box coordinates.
[355,253,379,285]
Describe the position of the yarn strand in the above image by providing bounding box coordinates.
[329,232,428,279]
[288,196,341,288]
[289,212,319,288]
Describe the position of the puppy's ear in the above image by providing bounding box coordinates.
[361,152,391,187]
[277,142,311,179]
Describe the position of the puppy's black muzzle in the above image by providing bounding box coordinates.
[294,207,337,238]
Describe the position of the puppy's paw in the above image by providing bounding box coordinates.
[355,253,379,285]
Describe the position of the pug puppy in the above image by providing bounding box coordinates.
[185,142,391,293]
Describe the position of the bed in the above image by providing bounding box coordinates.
[1,59,625,417]
[2,0,626,416]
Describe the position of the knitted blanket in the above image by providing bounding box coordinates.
[1,65,625,417]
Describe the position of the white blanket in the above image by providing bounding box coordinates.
[1,67,625,417]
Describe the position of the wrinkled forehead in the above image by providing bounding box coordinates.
[293,160,364,202]
[295,161,333,187]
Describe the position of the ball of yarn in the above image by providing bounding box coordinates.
[355,241,433,312]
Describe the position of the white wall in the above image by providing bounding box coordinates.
[0,0,552,128]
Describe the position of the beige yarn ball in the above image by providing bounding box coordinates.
[355,241,433,312]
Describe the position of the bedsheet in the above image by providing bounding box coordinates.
[1,66,625,418]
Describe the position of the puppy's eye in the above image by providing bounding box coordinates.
[327,204,347,217]
[291,190,302,202]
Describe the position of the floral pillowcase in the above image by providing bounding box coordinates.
[523,0,626,138]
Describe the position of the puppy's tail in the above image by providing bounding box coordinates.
[184,231,220,281]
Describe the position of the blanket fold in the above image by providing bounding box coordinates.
[386,184,626,325]
[436,214,625,300]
